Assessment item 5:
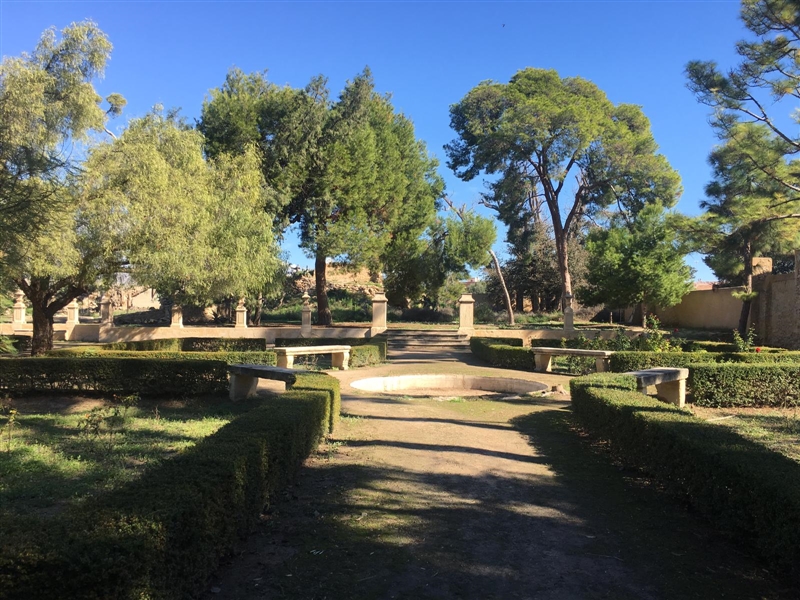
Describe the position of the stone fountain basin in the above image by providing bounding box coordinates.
[350,374,548,397]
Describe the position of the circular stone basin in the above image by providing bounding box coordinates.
[350,374,548,397]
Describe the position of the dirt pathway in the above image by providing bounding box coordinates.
[204,363,796,600]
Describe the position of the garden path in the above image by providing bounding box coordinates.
[204,358,796,599]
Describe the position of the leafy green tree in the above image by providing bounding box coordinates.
[200,68,443,325]
[688,123,800,335]
[0,21,125,264]
[85,112,283,308]
[686,0,800,194]
[446,68,681,310]
[578,203,693,322]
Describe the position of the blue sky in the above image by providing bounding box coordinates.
[1,0,751,281]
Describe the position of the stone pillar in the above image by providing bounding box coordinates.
[300,292,312,337]
[371,292,388,336]
[563,293,575,332]
[99,295,113,325]
[235,298,248,329]
[12,290,26,326]
[170,304,183,328]
[66,299,80,325]
[458,293,475,334]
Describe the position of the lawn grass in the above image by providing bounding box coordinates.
[692,405,800,462]
[0,394,261,519]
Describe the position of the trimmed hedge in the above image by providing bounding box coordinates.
[0,392,329,599]
[610,351,800,372]
[275,337,387,365]
[48,348,278,366]
[102,338,268,352]
[289,372,341,433]
[470,338,532,371]
[0,357,228,397]
[690,363,800,407]
[570,375,800,579]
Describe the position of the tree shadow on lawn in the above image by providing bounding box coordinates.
[206,409,797,600]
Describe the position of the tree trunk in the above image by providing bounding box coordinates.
[252,293,263,326]
[315,252,332,326]
[489,249,514,325]
[738,244,754,337]
[554,234,572,310]
[640,303,647,328]
[515,287,524,313]
[30,301,55,356]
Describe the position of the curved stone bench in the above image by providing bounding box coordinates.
[624,367,689,408]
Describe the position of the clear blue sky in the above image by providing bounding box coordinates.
[1,0,749,281]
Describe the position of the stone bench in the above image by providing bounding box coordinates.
[227,364,297,401]
[532,347,615,373]
[624,367,689,408]
[274,345,351,370]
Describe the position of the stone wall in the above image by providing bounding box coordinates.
[655,287,744,330]
[750,271,798,349]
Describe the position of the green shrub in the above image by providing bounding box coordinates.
[470,338,532,371]
[570,376,800,578]
[47,349,278,366]
[180,338,268,352]
[610,352,708,372]
[275,337,386,365]
[0,392,328,599]
[289,372,341,433]
[103,338,183,352]
[690,363,800,407]
[0,358,228,397]
[0,336,19,355]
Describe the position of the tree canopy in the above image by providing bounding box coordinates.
[445,68,681,310]
[199,67,443,324]
[0,20,125,264]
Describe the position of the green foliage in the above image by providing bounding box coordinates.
[289,372,341,433]
[46,348,279,367]
[0,21,122,261]
[102,338,183,352]
[579,203,693,310]
[690,364,800,407]
[446,67,681,303]
[469,338,532,371]
[570,375,800,576]
[84,111,283,307]
[609,349,800,372]
[0,336,18,355]
[732,326,757,352]
[0,393,329,599]
[0,358,229,397]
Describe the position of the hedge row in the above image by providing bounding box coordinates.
[275,337,387,365]
[289,372,341,433]
[469,338,532,371]
[0,392,329,599]
[0,358,228,397]
[102,337,269,352]
[609,350,800,372]
[690,363,800,407]
[570,373,800,579]
[48,348,278,366]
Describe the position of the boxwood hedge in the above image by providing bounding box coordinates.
[0,392,329,600]
[275,337,387,365]
[101,338,269,352]
[0,357,228,397]
[289,372,341,433]
[570,374,800,579]
[690,363,800,407]
[469,338,531,370]
[48,348,278,366]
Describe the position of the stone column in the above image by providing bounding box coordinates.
[371,292,388,336]
[458,293,475,335]
[170,304,183,328]
[563,293,575,332]
[12,290,26,326]
[99,295,114,326]
[66,299,80,325]
[300,292,312,337]
[235,298,248,329]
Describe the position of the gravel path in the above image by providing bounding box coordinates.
[204,361,796,600]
